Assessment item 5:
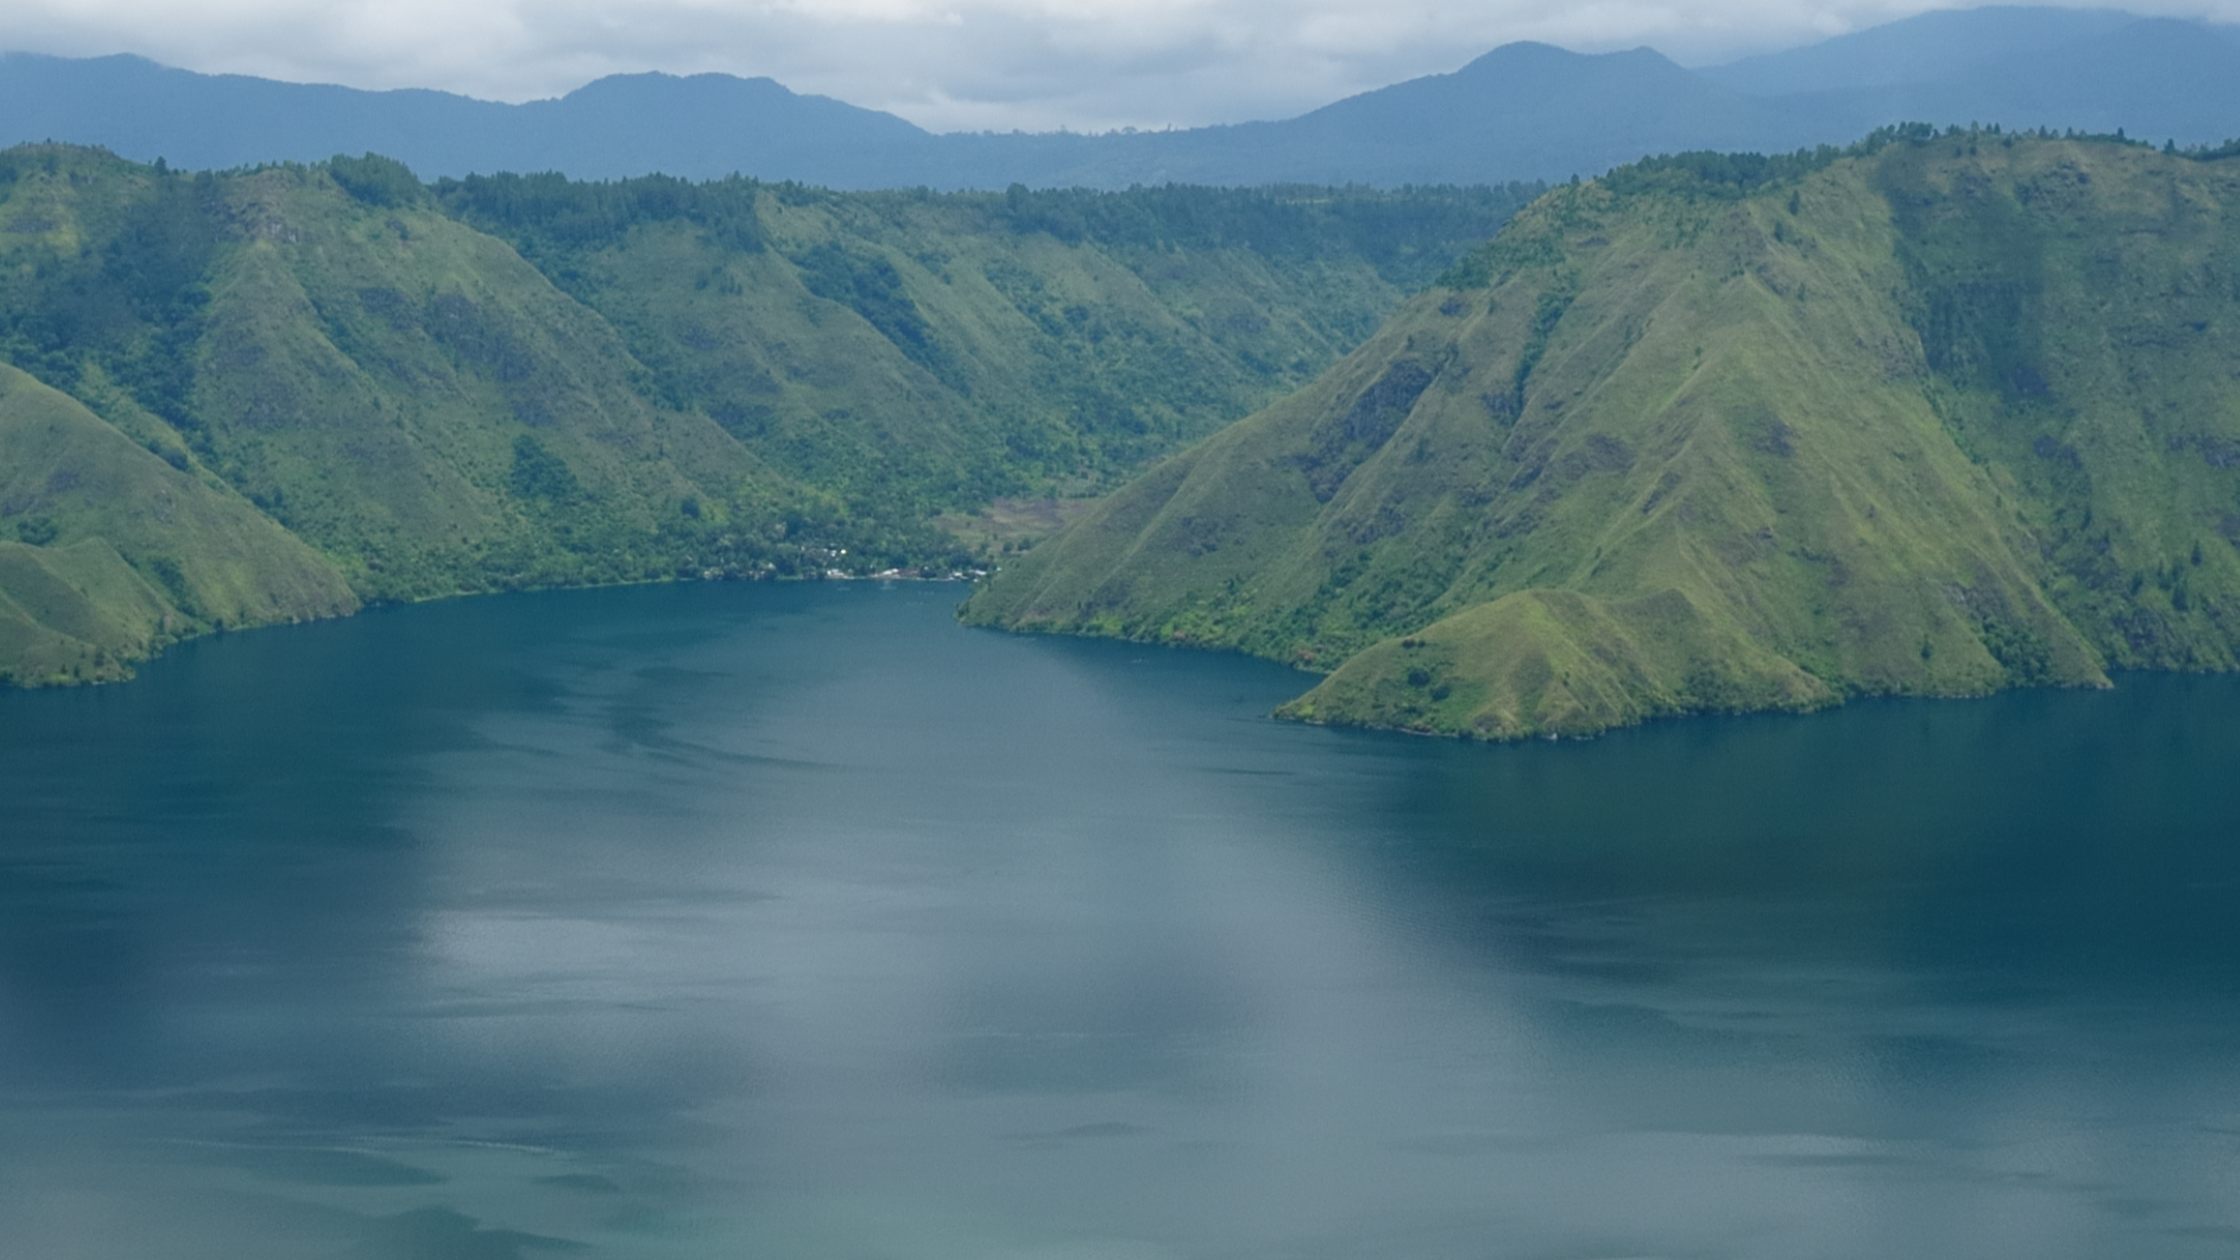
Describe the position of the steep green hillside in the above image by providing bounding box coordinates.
[0,364,355,683]
[0,148,799,610]
[0,145,1524,684]
[965,130,2240,738]
[437,177,1533,522]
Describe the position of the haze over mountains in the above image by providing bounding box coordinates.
[3,7,2238,189]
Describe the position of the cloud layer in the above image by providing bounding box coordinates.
[2,0,2233,132]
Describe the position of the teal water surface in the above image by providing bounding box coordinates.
[2,580,2238,1259]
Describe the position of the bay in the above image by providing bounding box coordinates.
[2,580,2237,1259]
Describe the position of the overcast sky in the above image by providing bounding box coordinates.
[0,0,2232,133]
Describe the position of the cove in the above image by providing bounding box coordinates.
[2,580,2238,1259]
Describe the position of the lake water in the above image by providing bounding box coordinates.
[2,580,2238,1260]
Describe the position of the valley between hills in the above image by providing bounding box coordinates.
[10,128,2240,742]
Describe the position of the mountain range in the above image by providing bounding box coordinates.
[3,8,2238,188]
[965,130,2240,738]
[0,145,1523,684]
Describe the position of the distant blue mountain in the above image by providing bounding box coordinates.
[924,43,1819,189]
[1700,6,2144,94]
[0,53,932,184]
[1810,17,2240,146]
[1712,10,2240,147]
[3,7,2237,189]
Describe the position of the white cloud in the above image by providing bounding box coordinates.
[0,0,2235,132]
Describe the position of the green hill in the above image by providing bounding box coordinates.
[0,145,1527,685]
[0,147,797,607]
[964,129,2240,738]
[0,363,355,684]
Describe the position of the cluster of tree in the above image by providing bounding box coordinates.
[0,158,220,429]
[437,169,770,257]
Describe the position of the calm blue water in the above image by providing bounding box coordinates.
[2,580,2237,1259]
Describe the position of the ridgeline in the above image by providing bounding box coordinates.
[966,129,2240,738]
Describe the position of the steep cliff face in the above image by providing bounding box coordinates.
[967,133,2240,738]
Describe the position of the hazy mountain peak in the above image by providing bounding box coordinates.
[1703,5,2149,94]
[1451,40,1689,80]
[550,71,931,140]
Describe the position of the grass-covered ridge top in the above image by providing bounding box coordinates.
[966,130,2240,739]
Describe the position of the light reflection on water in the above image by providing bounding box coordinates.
[3,580,2238,1259]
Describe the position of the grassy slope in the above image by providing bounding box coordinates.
[182,168,785,601]
[443,182,1530,531]
[1877,138,2240,670]
[0,147,790,611]
[966,134,2240,738]
[577,213,1384,499]
[0,363,356,684]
